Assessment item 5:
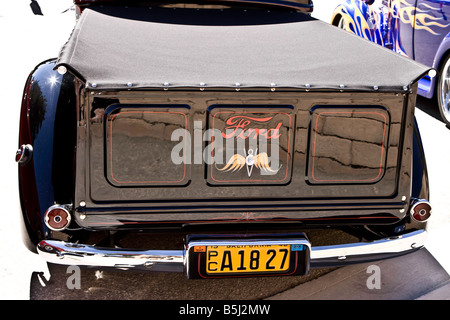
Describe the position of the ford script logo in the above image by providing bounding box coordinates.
[222,116,282,140]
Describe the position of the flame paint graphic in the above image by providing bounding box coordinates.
[336,0,449,48]
[390,0,449,35]
[335,0,384,45]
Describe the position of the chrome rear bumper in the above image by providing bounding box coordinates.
[37,229,427,273]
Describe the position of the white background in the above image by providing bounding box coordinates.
[0,0,448,299]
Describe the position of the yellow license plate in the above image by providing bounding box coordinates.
[206,244,291,274]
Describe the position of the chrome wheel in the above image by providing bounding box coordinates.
[437,56,450,126]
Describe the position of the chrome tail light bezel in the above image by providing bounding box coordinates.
[410,199,432,223]
[44,204,73,231]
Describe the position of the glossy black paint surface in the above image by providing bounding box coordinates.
[18,60,77,247]
[73,0,314,11]
[70,89,418,229]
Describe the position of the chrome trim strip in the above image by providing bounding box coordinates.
[37,241,185,272]
[310,229,427,261]
[37,229,427,272]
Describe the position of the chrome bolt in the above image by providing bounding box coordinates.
[57,66,67,75]
[428,69,437,78]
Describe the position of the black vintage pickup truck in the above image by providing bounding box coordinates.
[17,0,432,279]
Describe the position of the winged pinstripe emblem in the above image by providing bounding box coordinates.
[218,148,280,177]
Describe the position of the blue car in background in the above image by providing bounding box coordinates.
[331,0,450,126]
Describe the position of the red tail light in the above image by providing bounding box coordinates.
[410,199,432,223]
[44,205,72,231]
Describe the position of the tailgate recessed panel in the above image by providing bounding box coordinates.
[308,106,390,184]
[207,105,294,185]
[105,104,190,186]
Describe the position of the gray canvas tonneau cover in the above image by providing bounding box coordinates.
[56,6,431,92]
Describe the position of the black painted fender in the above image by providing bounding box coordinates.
[412,118,430,201]
[18,59,77,252]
